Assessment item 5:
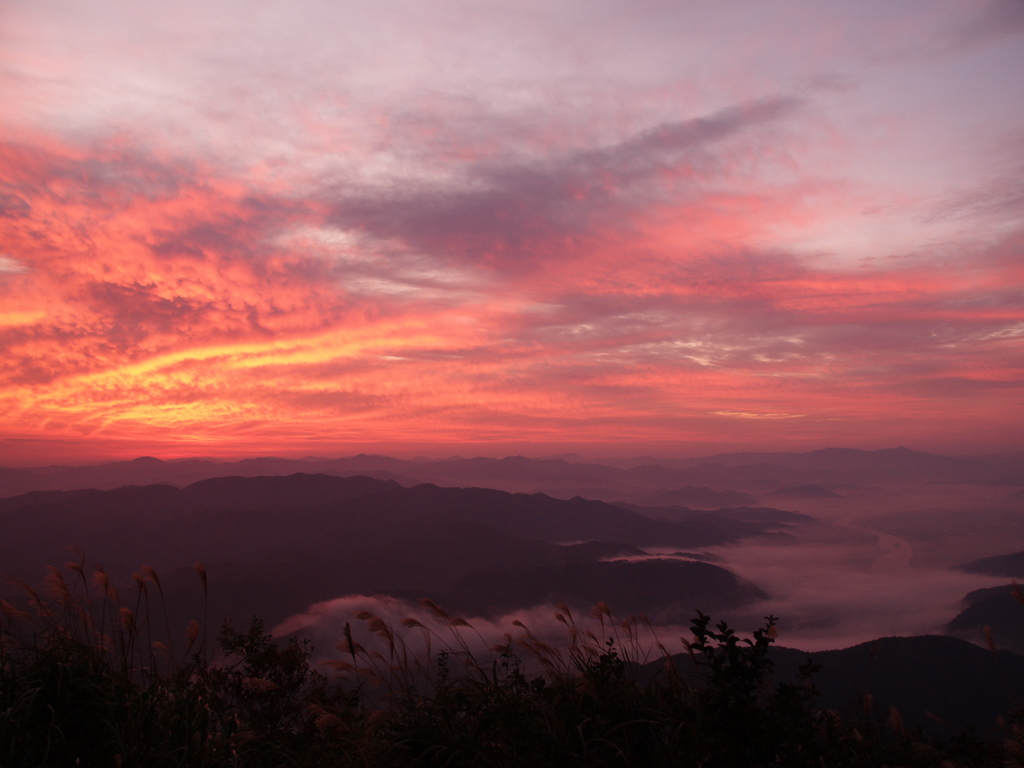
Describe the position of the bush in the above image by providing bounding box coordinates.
[0,560,1017,766]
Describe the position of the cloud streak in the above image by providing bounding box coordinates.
[0,1,1022,460]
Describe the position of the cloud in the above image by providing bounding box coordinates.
[1,1,1023,458]
[927,173,1024,226]
[0,255,28,273]
[270,527,1009,666]
[1,124,1021,455]
[710,537,1009,652]
[325,96,805,277]
[271,593,701,673]
[940,0,1024,52]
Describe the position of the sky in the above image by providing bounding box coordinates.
[1,0,1023,464]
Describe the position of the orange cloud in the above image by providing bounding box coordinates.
[1,112,1022,463]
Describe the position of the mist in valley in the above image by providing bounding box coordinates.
[3,447,1022,659]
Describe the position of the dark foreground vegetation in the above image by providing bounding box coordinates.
[3,561,1024,767]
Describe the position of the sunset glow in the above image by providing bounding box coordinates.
[2,1,1022,462]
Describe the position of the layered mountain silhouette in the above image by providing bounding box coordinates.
[3,447,1021,500]
[625,485,759,508]
[617,502,812,525]
[5,458,1024,736]
[765,484,842,499]
[631,447,1024,484]
[433,559,766,620]
[0,474,781,628]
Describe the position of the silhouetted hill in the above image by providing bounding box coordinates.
[5,447,1020,502]
[420,487,773,545]
[629,462,812,492]
[0,488,98,511]
[0,474,774,628]
[617,502,812,525]
[181,473,402,510]
[718,507,814,523]
[0,473,401,516]
[775,635,1024,732]
[0,457,412,498]
[765,484,842,499]
[946,584,1024,653]
[647,635,1024,733]
[606,447,1024,486]
[435,559,766,619]
[955,551,1024,578]
[628,485,759,508]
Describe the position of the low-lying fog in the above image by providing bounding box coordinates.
[267,472,1024,662]
[2,449,1022,662]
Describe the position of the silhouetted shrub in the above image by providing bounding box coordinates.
[0,560,1017,766]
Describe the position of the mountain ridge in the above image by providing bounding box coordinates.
[0,473,780,629]
[4,447,1022,501]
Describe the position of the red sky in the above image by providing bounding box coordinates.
[1,1,1023,463]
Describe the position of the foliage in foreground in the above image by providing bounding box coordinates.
[0,559,1022,767]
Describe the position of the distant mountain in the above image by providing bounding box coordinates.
[4,447,1020,502]
[0,456,414,498]
[765,484,842,499]
[0,472,402,515]
[0,474,774,629]
[605,447,1024,486]
[954,551,1024,578]
[0,454,791,498]
[627,485,759,508]
[616,463,804,493]
[435,559,766,620]
[946,584,1024,653]
[616,502,813,525]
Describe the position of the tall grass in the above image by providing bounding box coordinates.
[0,558,1018,767]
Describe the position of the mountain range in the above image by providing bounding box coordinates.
[0,473,784,630]
[4,456,1024,737]
[3,447,1022,502]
